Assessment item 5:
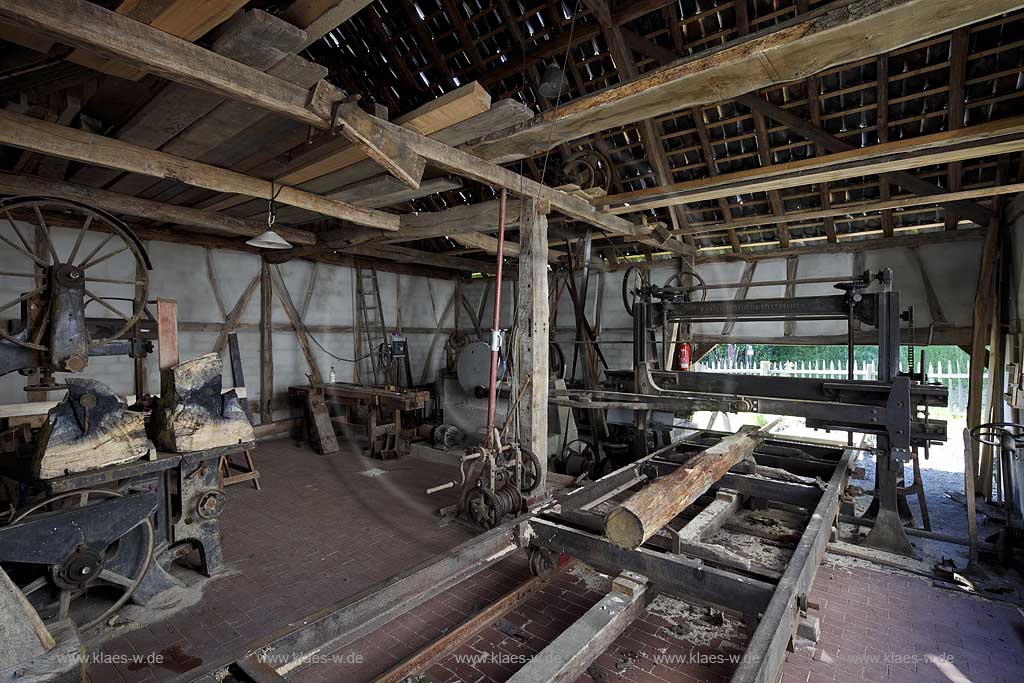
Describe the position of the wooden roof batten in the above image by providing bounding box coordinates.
[0,0,1022,272]
[0,0,685,258]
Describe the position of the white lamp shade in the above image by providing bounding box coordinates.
[245,230,293,250]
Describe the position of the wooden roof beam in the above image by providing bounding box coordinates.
[466,0,1023,163]
[600,116,1024,214]
[0,110,399,230]
[734,91,994,227]
[331,108,689,254]
[0,171,317,245]
[672,182,1022,238]
[282,0,374,49]
[0,0,353,129]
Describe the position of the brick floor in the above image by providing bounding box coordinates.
[82,439,1024,683]
[84,438,473,683]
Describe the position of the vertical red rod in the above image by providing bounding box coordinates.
[485,189,508,444]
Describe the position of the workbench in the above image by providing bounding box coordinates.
[288,383,428,458]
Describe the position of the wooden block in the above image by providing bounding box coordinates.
[150,353,255,452]
[0,566,54,670]
[33,378,152,479]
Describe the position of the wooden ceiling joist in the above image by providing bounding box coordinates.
[600,116,1024,215]
[282,0,374,50]
[734,93,994,227]
[466,0,1024,162]
[674,182,1024,239]
[0,0,343,129]
[0,171,317,245]
[0,110,400,230]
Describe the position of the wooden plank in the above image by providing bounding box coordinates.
[270,83,491,188]
[0,172,317,245]
[674,182,1022,238]
[506,573,648,683]
[0,0,343,130]
[270,264,323,385]
[198,82,494,214]
[367,112,659,242]
[783,257,798,337]
[0,565,55,667]
[601,117,1024,214]
[214,273,261,354]
[466,0,1023,162]
[259,260,273,422]
[333,102,426,189]
[735,91,992,227]
[721,262,757,336]
[71,8,308,190]
[605,426,765,549]
[282,0,374,49]
[66,0,251,80]
[514,198,550,491]
[156,298,179,371]
[0,110,400,230]
[306,388,340,454]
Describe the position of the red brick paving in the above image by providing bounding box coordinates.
[81,439,1024,683]
[84,438,473,682]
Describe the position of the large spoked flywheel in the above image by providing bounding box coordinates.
[2,490,155,631]
[0,197,151,371]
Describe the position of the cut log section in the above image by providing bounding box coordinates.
[33,379,152,479]
[604,425,767,549]
[150,353,255,453]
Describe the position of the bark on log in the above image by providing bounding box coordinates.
[33,378,152,479]
[150,353,255,452]
[604,425,765,549]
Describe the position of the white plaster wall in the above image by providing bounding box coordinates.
[1,222,457,419]
[460,242,982,377]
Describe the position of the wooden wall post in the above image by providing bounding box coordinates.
[156,298,179,370]
[515,198,549,490]
[259,259,273,423]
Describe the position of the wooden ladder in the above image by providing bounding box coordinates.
[355,266,387,385]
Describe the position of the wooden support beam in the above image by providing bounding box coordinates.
[333,102,426,189]
[945,29,970,231]
[0,172,317,245]
[361,112,665,246]
[806,75,837,243]
[783,257,798,337]
[0,0,350,131]
[214,273,261,354]
[605,426,767,549]
[734,91,992,227]
[506,572,649,683]
[600,117,1024,215]
[722,262,757,337]
[908,247,947,324]
[672,182,1022,239]
[515,198,550,491]
[0,110,399,230]
[282,0,374,49]
[270,265,323,385]
[259,260,273,422]
[467,0,1021,162]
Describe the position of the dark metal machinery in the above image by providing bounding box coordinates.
[0,197,239,651]
[555,268,948,558]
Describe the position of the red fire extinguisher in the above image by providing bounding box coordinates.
[675,343,691,371]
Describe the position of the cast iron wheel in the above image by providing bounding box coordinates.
[6,489,154,631]
[528,548,556,577]
[621,266,646,316]
[561,439,598,478]
[663,269,708,302]
[969,422,1024,447]
[0,197,150,353]
[519,447,543,494]
[466,487,500,530]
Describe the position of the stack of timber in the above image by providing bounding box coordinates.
[33,378,152,479]
[604,425,766,549]
[150,353,254,453]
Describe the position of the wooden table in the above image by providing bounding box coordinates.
[288,383,428,458]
